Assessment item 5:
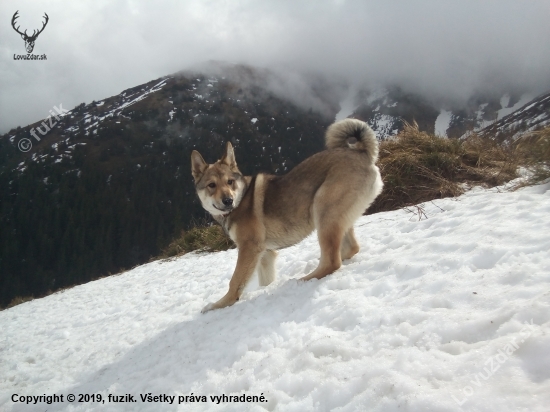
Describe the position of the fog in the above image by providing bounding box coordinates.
[1,0,550,133]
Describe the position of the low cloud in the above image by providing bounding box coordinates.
[1,0,549,133]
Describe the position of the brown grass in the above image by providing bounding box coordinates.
[160,224,234,259]
[368,122,519,214]
[513,126,550,187]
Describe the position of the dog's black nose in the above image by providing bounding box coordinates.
[222,197,233,206]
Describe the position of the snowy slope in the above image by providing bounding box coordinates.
[479,92,550,143]
[11,77,171,173]
[1,181,550,412]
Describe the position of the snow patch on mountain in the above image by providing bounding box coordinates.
[479,91,550,142]
[335,91,358,121]
[497,94,535,120]
[435,109,452,136]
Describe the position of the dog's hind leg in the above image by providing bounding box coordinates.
[340,227,360,260]
[301,180,367,281]
[301,223,344,281]
[258,249,277,286]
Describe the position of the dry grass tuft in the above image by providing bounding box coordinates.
[368,122,519,214]
[161,224,233,259]
[513,126,550,186]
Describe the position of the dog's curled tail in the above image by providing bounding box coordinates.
[325,118,379,163]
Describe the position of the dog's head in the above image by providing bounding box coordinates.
[191,142,246,217]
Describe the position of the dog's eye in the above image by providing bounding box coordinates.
[208,183,216,189]
[228,179,234,185]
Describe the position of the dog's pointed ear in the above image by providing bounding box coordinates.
[220,142,237,169]
[191,150,208,182]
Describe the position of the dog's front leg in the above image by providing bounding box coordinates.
[201,241,264,313]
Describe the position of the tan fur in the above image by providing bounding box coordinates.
[192,119,383,313]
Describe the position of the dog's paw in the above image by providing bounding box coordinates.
[201,302,217,313]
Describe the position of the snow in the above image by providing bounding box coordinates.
[475,103,493,130]
[335,91,357,121]
[1,181,550,411]
[435,109,452,136]
[498,94,536,119]
[105,79,169,120]
[251,118,258,124]
[372,114,398,138]
[488,93,550,141]
[500,94,511,111]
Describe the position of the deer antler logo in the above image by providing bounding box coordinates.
[11,11,49,54]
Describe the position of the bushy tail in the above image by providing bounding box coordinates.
[325,118,379,164]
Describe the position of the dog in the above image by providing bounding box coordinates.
[191,118,383,313]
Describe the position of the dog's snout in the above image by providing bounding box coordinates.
[222,197,234,206]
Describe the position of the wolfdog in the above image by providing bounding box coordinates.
[191,118,383,312]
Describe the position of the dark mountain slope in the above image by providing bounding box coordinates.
[477,91,550,143]
[0,66,335,306]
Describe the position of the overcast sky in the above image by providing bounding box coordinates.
[1,0,550,134]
